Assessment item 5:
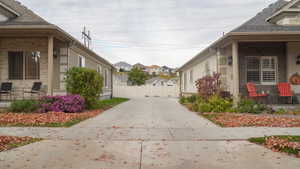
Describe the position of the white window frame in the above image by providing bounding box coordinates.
[260,56,278,85]
[189,69,194,84]
[79,56,85,67]
[183,72,187,91]
[104,68,108,88]
[246,56,278,85]
[97,65,102,74]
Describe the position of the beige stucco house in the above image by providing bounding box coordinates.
[178,0,300,102]
[0,0,114,100]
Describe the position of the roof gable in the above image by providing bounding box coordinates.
[291,1,300,8]
[267,0,300,22]
[0,1,19,22]
[232,0,300,33]
[0,0,49,26]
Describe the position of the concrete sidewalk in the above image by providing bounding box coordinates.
[1,98,300,169]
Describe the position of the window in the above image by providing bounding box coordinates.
[8,52,23,80]
[190,69,194,83]
[25,51,40,79]
[79,56,85,67]
[104,69,108,88]
[183,72,187,91]
[261,56,277,84]
[205,61,210,75]
[246,56,260,83]
[97,65,102,74]
[246,56,277,85]
[8,51,40,80]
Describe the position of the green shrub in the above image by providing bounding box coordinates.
[186,95,197,103]
[65,67,103,109]
[274,108,286,114]
[237,98,266,114]
[179,97,187,104]
[180,95,198,105]
[9,100,39,113]
[193,95,234,113]
[207,95,233,113]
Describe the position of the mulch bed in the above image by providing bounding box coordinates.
[249,136,300,158]
[0,136,41,152]
[0,110,103,127]
[202,113,300,127]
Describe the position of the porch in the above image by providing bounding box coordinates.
[218,34,300,105]
[0,30,69,102]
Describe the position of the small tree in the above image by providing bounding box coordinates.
[128,67,147,86]
[65,67,103,109]
[195,72,222,100]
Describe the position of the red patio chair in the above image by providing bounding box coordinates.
[246,83,267,103]
[277,83,293,104]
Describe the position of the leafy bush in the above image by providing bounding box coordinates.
[9,100,39,113]
[65,67,103,109]
[192,95,234,113]
[179,97,187,104]
[179,95,199,105]
[38,95,85,113]
[186,95,197,103]
[195,72,222,100]
[237,98,266,114]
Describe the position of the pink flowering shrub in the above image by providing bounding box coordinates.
[38,95,85,113]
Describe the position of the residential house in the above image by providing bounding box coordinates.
[114,61,132,72]
[133,63,146,71]
[0,0,114,100]
[178,0,300,103]
[146,65,161,75]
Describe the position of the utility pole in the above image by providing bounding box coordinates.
[82,26,92,49]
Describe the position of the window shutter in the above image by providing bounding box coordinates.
[8,51,23,80]
[246,56,260,83]
[261,56,277,84]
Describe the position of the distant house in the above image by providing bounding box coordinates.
[0,0,114,99]
[146,65,161,75]
[178,0,300,102]
[114,61,132,72]
[133,63,147,71]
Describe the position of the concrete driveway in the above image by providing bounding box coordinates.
[1,98,300,169]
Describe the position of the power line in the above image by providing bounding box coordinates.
[92,39,203,47]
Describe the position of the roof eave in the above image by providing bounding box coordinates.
[178,31,300,72]
[0,1,20,17]
[0,25,115,69]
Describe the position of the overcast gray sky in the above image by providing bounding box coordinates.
[20,0,275,67]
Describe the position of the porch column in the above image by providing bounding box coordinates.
[232,41,240,103]
[47,36,54,96]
